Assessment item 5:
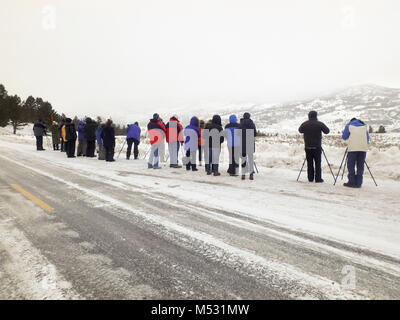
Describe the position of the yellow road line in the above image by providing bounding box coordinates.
[10,184,54,212]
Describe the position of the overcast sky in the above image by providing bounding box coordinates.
[1,0,399,120]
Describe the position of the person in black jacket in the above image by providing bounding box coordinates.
[33,119,47,151]
[84,117,98,157]
[64,118,77,158]
[239,113,257,180]
[298,110,330,183]
[204,115,224,176]
[101,119,116,162]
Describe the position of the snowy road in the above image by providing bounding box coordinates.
[0,139,400,299]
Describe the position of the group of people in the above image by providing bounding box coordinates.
[33,118,118,162]
[298,111,370,188]
[146,112,257,180]
[32,109,370,187]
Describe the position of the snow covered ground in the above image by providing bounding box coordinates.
[0,124,399,299]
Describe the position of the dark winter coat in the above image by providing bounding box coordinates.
[298,111,330,148]
[184,117,200,151]
[239,117,257,154]
[77,121,86,140]
[225,114,240,148]
[101,125,115,148]
[65,123,77,141]
[33,121,46,136]
[166,117,184,143]
[147,119,166,145]
[84,120,98,141]
[204,115,224,148]
[127,123,141,142]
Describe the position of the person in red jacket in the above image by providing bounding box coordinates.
[166,115,184,168]
[147,113,166,169]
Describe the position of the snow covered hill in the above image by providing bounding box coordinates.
[211,84,400,134]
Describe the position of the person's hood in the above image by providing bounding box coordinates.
[308,110,318,120]
[349,119,366,127]
[189,116,199,127]
[212,115,222,126]
[229,114,238,124]
[169,116,178,122]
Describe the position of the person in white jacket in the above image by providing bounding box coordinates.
[342,118,370,188]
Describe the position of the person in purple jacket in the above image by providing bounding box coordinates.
[76,120,87,156]
[126,122,141,160]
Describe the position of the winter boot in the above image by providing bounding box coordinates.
[186,164,191,171]
[213,171,221,176]
[207,171,212,175]
[241,175,245,180]
[153,163,161,169]
[148,163,153,169]
[250,173,254,180]
[192,164,198,172]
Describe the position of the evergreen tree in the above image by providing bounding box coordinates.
[0,84,9,127]
[5,95,28,134]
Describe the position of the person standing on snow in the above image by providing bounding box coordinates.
[225,114,240,176]
[204,115,224,176]
[239,112,257,180]
[298,110,330,183]
[62,118,77,158]
[58,118,66,152]
[84,117,98,157]
[33,119,47,151]
[166,115,184,168]
[126,122,141,160]
[101,119,116,162]
[50,121,60,150]
[184,116,200,171]
[77,120,87,157]
[198,120,206,166]
[147,113,166,169]
[342,118,370,188]
[96,124,106,160]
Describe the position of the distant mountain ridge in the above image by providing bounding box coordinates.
[214,84,400,133]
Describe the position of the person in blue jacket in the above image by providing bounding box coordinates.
[225,114,240,176]
[96,123,105,160]
[342,118,370,188]
[126,122,141,160]
[184,117,200,171]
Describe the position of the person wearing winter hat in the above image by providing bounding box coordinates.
[239,112,257,180]
[84,117,98,157]
[166,115,184,168]
[342,118,370,188]
[33,119,47,151]
[298,110,330,183]
[147,113,166,169]
[77,120,87,156]
[225,114,240,176]
[63,118,77,158]
[184,116,200,171]
[126,121,141,160]
[204,115,224,176]
[101,119,116,162]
